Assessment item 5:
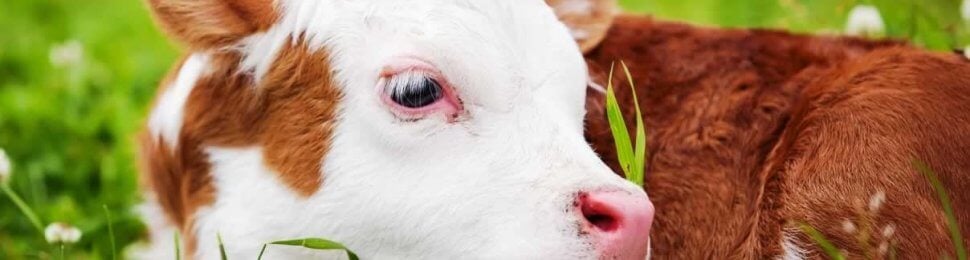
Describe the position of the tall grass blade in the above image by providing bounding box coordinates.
[605,63,634,177]
[605,61,649,186]
[1,183,45,234]
[217,233,228,260]
[269,238,359,260]
[799,223,845,260]
[915,160,967,260]
[257,244,268,260]
[103,205,117,260]
[620,61,647,186]
[174,232,181,260]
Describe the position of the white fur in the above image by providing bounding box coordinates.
[148,54,210,148]
[554,0,594,15]
[144,0,647,258]
[128,194,179,260]
[779,231,807,260]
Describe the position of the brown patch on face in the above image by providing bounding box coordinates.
[139,39,340,255]
[258,41,341,196]
[147,0,278,49]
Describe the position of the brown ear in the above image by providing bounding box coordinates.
[147,0,277,49]
[546,0,617,53]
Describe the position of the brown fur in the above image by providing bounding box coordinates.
[146,0,276,49]
[139,40,340,255]
[584,15,970,258]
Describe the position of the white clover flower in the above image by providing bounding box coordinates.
[45,222,82,244]
[0,148,10,184]
[49,40,84,68]
[845,5,885,37]
[0,149,13,184]
[962,0,970,21]
[964,45,970,60]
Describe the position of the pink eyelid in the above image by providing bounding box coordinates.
[379,58,463,121]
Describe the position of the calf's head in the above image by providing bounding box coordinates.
[143,0,652,258]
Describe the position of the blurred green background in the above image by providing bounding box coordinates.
[0,0,966,258]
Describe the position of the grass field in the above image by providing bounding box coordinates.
[0,0,966,258]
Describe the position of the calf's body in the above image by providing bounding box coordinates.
[585,15,970,258]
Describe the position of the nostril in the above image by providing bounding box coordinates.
[579,192,622,232]
[583,210,619,232]
[577,189,655,259]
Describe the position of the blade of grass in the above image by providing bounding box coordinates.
[1,183,44,234]
[621,61,647,186]
[217,233,228,260]
[174,232,181,260]
[799,223,845,260]
[257,244,268,260]
[103,205,117,260]
[915,160,967,260]
[269,238,359,260]
[605,62,634,176]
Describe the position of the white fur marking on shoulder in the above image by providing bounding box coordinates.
[148,53,210,149]
[779,231,807,260]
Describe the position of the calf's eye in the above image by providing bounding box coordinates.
[379,63,462,121]
[387,72,443,108]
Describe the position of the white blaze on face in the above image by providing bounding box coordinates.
[144,0,649,258]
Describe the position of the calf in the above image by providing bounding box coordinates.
[584,15,970,259]
[137,0,654,259]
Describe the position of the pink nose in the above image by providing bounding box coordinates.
[578,190,655,259]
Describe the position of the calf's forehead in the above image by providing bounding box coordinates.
[242,0,589,119]
[270,0,583,77]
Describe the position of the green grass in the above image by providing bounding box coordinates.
[102,205,117,260]
[605,62,648,186]
[800,223,847,260]
[217,233,228,260]
[620,0,970,50]
[1,0,174,258]
[915,161,968,260]
[174,232,181,260]
[258,238,360,260]
[1,0,968,258]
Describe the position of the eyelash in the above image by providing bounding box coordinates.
[379,68,462,121]
[384,70,440,103]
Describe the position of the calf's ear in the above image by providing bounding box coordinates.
[547,0,617,53]
[146,0,277,49]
